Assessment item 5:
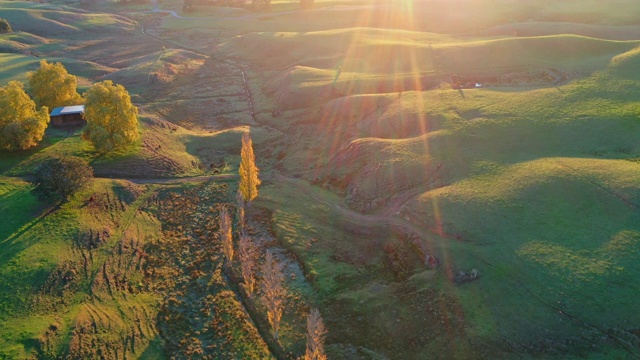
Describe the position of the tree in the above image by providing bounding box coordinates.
[0,18,11,34]
[236,190,245,235]
[238,234,257,298]
[261,250,285,341]
[239,132,260,203]
[33,156,93,201]
[220,206,234,264]
[0,81,49,151]
[305,308,328,360]
[82,80,139,153]
[27,60,83,110]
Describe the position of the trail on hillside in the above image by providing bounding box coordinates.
[274,173,465,243]
[97,173,239,184]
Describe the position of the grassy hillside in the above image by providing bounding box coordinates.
[0,116,202,179]
[2,0,640,358]
[230,3,640,357]
[0,177,162,358]
[402,158,640,356]
[0,1,135,36]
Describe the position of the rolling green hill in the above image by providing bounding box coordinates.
[1,0,640,358]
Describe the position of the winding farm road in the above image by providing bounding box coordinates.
[115,173,238,184]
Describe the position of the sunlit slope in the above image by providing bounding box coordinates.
[0,1,135,37]
[0,115,203,179]
[223,28,453,72]
[224,29,638,72]
[0,178,163,359]
[224,30,639,112]
[102,48,206,92]
[402,157,640,355]
[0,2,139,86]
[434,35,639,74]
[315,44,640,355]
[164,0,640,36]
[480,22,640,40]
[0,32,48,53]
[0,53,113,85]
[0,0,160,87]
[313,46,640,211]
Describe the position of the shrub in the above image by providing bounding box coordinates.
[33,156,93,201]
[0,18,11,34]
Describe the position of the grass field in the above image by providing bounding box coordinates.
[0,177,160,358]
[1,0,640,358]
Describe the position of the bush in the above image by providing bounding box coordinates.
[0,18,11,34]
[33,156,93,201]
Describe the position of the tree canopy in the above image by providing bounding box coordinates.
[0,18,11,34]
[82,80,139,153]
[33,156,93,201]
[239,132,261,203]
[27,60,83,110]
[0,81,49,151]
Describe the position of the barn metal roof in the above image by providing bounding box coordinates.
[50,105,84,117]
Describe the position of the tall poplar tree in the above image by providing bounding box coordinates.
[238,234,257,298]
[261,250,284,341]
[220,207,234,264]
[236,190,246,235]
[305,308,328,360]
[239,132,261,203]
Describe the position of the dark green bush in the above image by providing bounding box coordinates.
[0,18,12,34]
[33,156,93,201]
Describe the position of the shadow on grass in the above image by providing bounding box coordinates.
[0,201,58,268]
[138,336,167,360]
[0,147,43,176]
[0,127,77,176]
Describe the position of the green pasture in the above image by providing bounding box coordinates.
[0,0,639,358]
[0,177,161,358]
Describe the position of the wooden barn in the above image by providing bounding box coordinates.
[49,105,85,127]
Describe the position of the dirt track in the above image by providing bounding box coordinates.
[108,173,238,184]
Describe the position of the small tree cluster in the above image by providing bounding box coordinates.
[261,250,285,341]
[0,61,139,153]
[28,60,83,110]
[33,156,93,201]
[0,81,49,151]
[0,18,11,34]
